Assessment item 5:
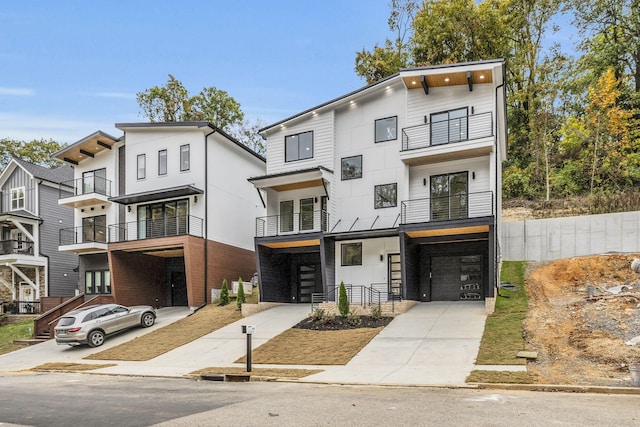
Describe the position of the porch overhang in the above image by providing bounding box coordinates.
[249,166,333,192]
[400,216,493,239]
[109,185,203,205]
[52,131,120,165]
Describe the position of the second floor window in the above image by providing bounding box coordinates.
[10,187,25,210]
[341,155,362,180]
[374,183,397,209]
[137,154,146,180]
[431,107,468,145]
[285,131,313,162]
[83,168,107,195]
[375,116,397,143]
[180,144,190,171]
[158,150,167,176]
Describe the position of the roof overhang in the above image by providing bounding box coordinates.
[53,131,120,165]
[249,166,333,192]
[109,185,203,205]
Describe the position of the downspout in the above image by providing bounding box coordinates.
[494,62,507,297]
[204,128,216,305]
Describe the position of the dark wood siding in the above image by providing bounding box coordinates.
[39,183,78,296]
[109,250,166,306]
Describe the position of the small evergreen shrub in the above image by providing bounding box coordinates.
[236,277,245,309]
[370,305,382,321]
[219,279,229,306]
[311,308,327,322]
[345,311,362,328]
[338,281,349,317]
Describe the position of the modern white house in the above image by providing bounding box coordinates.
[51,122,265,310]
[250,60,507,311]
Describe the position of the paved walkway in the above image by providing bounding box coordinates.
[1,302,495,386]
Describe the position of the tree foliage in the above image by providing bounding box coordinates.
[219,279,229,306]
[236,277,245,309]
[338,281,350,317]
[0,138,65,170]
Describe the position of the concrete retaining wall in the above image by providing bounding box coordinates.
[501,211,640,261]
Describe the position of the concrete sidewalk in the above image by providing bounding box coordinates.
[1,302,492,387]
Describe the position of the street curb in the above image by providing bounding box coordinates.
[474,382,640,395]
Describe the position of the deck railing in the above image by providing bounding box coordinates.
[256,210,329,237]
[59,176,112,199]
[108,215,204,242]
[401,191,494,224]
[401,111,493,151]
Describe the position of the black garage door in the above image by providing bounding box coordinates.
[431,255,483,301]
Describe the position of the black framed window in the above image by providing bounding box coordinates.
[82,215,107,243]
[280,200,294,232]
[299,198,314,231]
[158,149,167,176]
[180,144,190,171]
[85,270,111,294]
[374,183,397,209]
[137,199,189,239]
[430,107,468,145]
[375,116,397,143]
[137,154,146,180]
[82,168,107,195]
[430,172,468,220]
[341,243,362,266]
[341,155,362,180]
[285,131,313,162]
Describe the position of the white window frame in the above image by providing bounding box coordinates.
[10,187,25,210]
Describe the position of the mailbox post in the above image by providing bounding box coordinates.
[241,325,255,372]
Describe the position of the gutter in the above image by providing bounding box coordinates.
[494,61,507,296]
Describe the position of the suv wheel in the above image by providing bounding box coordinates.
[141,312,155,328]
[88,330,105,347]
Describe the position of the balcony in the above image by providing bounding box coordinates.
[400,112,494,165]
[256,210,329,238]
[0,240,34,256]
[108,215,204,242]
[58,176,112,208]
[401,191,494,224]
[58,225,108,253]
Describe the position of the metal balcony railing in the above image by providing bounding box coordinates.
[59,176,112,199]
[108,215,204,242]
[401,111,493,151]
[401,191,494,224]
[255,210,329,237]
[59,225,108,246]
[0,239,34,256]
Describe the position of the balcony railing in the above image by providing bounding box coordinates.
[401,191,494,224]
[108,215,204,242]
[59,176,112,199]
[59,225,108,246]
[401,111,493,151]
[256,210,329,237]
[0,239,34,256]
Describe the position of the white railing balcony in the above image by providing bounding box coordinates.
[255,210,329,237]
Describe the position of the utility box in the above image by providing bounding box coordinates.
[242,325,256,334]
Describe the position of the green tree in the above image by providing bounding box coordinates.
[236,277,245,309]
[219,279,229,306]
[0,138,65,170]
[338,281,349,317]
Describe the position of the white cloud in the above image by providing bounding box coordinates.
[90,91,136,99]
[0,87,34,96]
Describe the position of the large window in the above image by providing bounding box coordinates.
[158,149,167,176]
[375,116,397,143]
[280,200,294,232]
[180,144,190,171]
[341,155,362,180]
[82,215,107,243]
[374,183,397,209]
[285,131,313,162]
[430,172,468,221]
[137,154,146,180]
[299,198,314,231]
[430,107,468,145]
[10,187,25,210]
[341,243,362,266]
[82,168,107,195]
[137,199,189,239]
[85,270,111,294]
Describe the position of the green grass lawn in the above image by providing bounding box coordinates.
[0,319,33,355]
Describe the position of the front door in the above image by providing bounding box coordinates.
[297,264,318,303]
[171,271,188,306]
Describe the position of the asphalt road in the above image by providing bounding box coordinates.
[1,373,638,426]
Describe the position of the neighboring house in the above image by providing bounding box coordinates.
[0,158,78,313]
[52,123,265,310]
[250,60,507,311]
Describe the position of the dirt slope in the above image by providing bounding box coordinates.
[525,254,640,386]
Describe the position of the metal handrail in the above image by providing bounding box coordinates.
[108,215,204,242]
[311,284,382,312]
[400,191,494,224]
[59,225,108,245]
[59,176,112,198]
[255,210,329,237]
[0,239,34,255]
[401,111,493,151]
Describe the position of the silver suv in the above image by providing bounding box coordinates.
[55,304,156,347]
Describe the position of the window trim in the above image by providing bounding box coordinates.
[430,106,469,145]
[158,149,167,176]
[279,200,294,233]
[374,116,398,143]
[374,183,398,209]
[341,242,363,266]
[341,155,363,180]
[10,187,25,211]
[85,270,111,295]
[285,130,314,162]
[137,154,146,180]
[180,144,190,172]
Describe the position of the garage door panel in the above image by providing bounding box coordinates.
[432,256,461,301]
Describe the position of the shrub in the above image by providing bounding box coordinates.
[236,277,245,309]
[338,281,349,316]
[219,279,229,306]
[370,305,382,321]
[345,311,362,328]
[311,308,326,322]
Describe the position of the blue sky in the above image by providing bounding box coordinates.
[0,1,392,143]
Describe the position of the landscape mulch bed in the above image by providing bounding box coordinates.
[293,316,393,330]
